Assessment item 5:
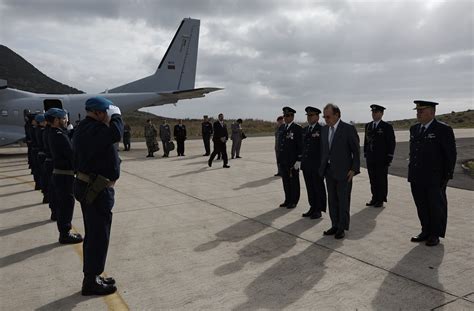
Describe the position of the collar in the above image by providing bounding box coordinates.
[286,121,294,128]
[331,118,341,130]
[420,118,434,130]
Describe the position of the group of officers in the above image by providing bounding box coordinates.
[275,101,456,245]
[24,96,124,296]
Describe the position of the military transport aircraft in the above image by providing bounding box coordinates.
[0,18,221,146]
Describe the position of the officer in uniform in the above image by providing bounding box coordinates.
[46,108,83,244]
[274,116,285,176]
[34,114,47,197]
[201,115,213,156]
[123,123,131,151]
[363,104,396,208]
[408,100,456,246]
[159,120,171,157]
[174,119,187,156]
[73,96,123,295]
[42,113,54,205]
[277,107,303,209]
[301,106,326,219]
[144,119,158,157]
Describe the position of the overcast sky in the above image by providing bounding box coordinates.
[1,0,472,122]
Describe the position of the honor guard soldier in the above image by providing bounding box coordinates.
[409,100,456,246]
[46,108,83,244]
[174,119,187,156]
[73,96,123,295]
[301,106,326,219]
[34,114,46,193]
[42,113,54,205]
[202,115,213,156]
[160,120,172,157]
[277,107,303,209]
[363,104,396,208]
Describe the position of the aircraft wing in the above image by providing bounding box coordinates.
[0,125,26,146]
[158,87,223,100]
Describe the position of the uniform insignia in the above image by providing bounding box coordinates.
[286,131,294,139]
[312,131,320,137]
[377,128,383,134]
[427,133,436,139]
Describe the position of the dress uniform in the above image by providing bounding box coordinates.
[41,121,53,205]
[202,116,213,156]
[144,120,158,157]
[160,121,171,157]
[46,108,83,244]
[363,104,396,207]
[174,121,187,156]
[408,100,456,246]
[301,106,326,218]
[277,107,303,209]
[34,114,46,192]
[73,96,123,295]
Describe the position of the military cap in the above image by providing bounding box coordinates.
[282,106,296,114]
[203,115,208,118]
[45,108,67,118]
[85,96,112,111]
[370,104,386,112]
[34,114,45,123]
[413,100,439,110]
[305,106,321,114]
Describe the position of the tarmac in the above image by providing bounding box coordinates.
[0,129,473,310]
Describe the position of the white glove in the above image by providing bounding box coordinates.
[107,105,121,117]
[293,161,301,170]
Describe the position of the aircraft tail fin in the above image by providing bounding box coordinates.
[108,18,200,93]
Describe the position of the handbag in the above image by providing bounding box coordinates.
[167,141,175,151]
[151,141,160,152]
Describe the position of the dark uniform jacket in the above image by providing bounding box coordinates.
[212,121,228,142]
[42,126,52,160]
[301,123,323,171]
[202,121,213,138]
[49,127,73,170]
[159,124,171,141]
[363,120,396,165]
[277,122,303,167]
[174,124,187,140]
[73,115,124,181]
[408,119,456,185]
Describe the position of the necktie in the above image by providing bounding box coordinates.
[419,125,426,135]
[373,122,376,130]
[329,126,335,149]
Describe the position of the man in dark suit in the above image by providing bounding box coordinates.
[319,103,360,239]
[202,115,213,156]
[409,100,456,247]
[363,104,396,208]
[301,106,326,219]
[277,107,303,209]
[208,113,230,168]
[174,119,187,156]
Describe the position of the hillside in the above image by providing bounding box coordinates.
[0,45,83,94]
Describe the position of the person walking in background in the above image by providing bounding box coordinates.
[208,113,230,168]
[144,119,158,157]
[363,104,396,208]
[231,118,244,159]
[277,107,302,209]
[123,123,131,151]
[274,115,285,176]
[202,115,213,156]
[319,103,360,239]
[174,119,187,156]
[301,106,326,219]
[160,119,171,157]
[408,100,456,247]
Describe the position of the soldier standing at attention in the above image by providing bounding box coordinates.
[363,104,396,208]
[301,106,326,219]
[277,107,303,209]
[174,119,187,156]
[144,119,158,157]
[231,118,243,159]
[160,119,171,157]
[274,116,285,176]
[47,108,83,244]
[201,115,213,156]
[73,96,123,295]
[409,100,456,247]
[123,123,131,151]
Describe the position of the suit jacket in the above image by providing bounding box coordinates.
[212,121,228,142]
[277,122,303,166]
[301,123,323,171]
[319,120,360,181]
[364,120,396,164]
[408,119,456,184]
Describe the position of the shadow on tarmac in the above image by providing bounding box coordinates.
[35,291,93,311]
[0,242,59,268]
[233,176,279,190]
[0,219,51,237]
[0,202,41,214]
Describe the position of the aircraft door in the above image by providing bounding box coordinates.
[43,99,63,111]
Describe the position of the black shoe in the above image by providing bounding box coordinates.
[236,156,242,158]
[366,200,376,206]
[231,156,235,159]
[208,160,212,167]
[274,173,281,177]
[279,202,289,208]
[373,202,383,208]
[335,230,345,239]
[286,203,296,209]
[146,154,152,158]
[99,276,116,285]
[223,165,230,168]
[425,236,440,246]
[310,211,322,219]
[59,232,83,244]
[323,227,337,236]
[302,210,313,217]
[82,276,117,296]
[42,196,49,204]
[411,232,429,242]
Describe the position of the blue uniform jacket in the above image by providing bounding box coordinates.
[49,127,73,170]
[277,122,303,167]
[73,115,124,181]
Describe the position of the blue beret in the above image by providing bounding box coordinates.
[85,96,112,111]
[45,108,67,118]
[34,114,45,123]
